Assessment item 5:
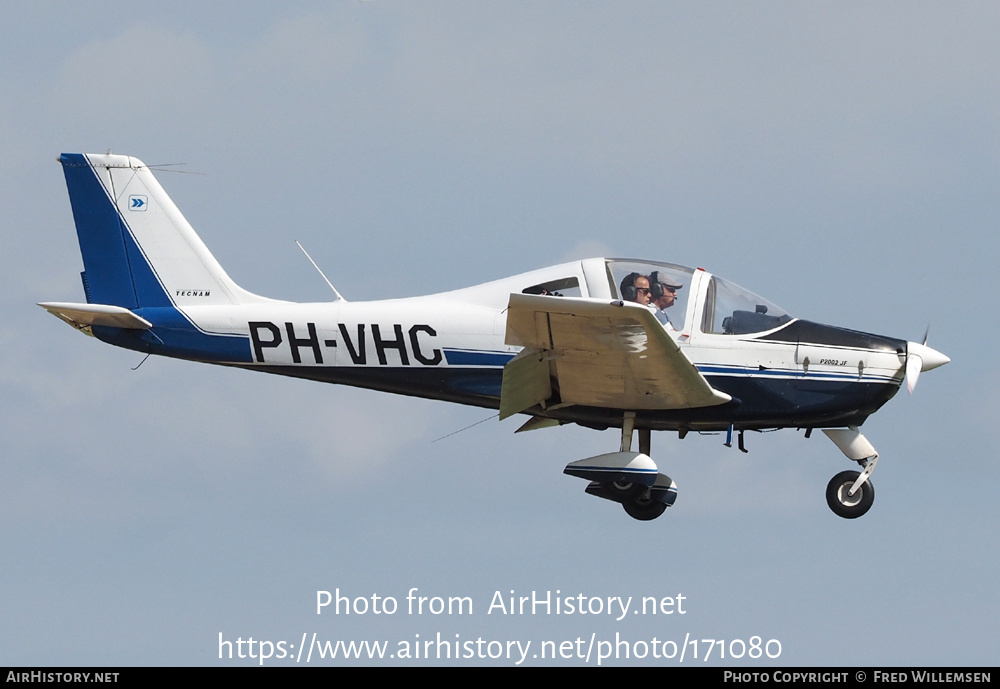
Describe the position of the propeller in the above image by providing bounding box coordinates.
[904,333,950,394]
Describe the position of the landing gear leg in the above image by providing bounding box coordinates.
[822,428,878,519]
[621,411,636,452]
[610,412,642,497]
[638,428,650,455]
[622,427,665,520]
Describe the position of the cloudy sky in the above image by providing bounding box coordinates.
[2,1,996,666]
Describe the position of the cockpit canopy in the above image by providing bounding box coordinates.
[606,259,792,335]
[515,258,792,336]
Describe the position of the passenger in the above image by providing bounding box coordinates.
[620,273,652,306]
[649,270,683,329]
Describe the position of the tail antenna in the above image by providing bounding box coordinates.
[296,241,346,301]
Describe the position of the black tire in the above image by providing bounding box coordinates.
[826,470,875,519]
[623,494,668,521]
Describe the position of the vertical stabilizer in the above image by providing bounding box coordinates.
[59,153,265,309]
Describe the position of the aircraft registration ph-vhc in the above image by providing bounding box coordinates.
[41,153,950,521]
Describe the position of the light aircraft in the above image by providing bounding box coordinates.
[41,153,949,521]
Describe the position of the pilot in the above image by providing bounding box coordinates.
[620,273,652,306]
[649,270,683,329]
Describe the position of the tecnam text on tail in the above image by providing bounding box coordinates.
[41,153,949,521]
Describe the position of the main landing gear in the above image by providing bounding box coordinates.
[563,412,676,522]
[822,428,879,519]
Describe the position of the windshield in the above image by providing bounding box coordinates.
[702,275,792,335]
[606,259,694,333]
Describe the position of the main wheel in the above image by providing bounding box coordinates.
[826,470,875,519]
[623,494,668,521]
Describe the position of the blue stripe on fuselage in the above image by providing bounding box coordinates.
[697,363,897,384]
[443,349,515,367]
[93,307,253,363]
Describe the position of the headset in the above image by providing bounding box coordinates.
[648,271,665,300]
[620,272,642,301]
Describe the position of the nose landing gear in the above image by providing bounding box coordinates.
[823,428,879,519]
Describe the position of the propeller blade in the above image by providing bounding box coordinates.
[905,341,950,394]
[906,351,923,394]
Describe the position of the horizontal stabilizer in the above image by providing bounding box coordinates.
[38,302,152,334]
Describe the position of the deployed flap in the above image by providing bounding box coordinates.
[514,416,561,433]
[38,302,152,334]
[504,294,731,411]
[499,349,552,420]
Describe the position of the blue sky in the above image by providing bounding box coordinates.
[1,2,996,666]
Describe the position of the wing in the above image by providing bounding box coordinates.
[501,293,731,419]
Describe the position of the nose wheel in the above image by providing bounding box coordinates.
[822,428,879,519]
[825,470,875,519]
